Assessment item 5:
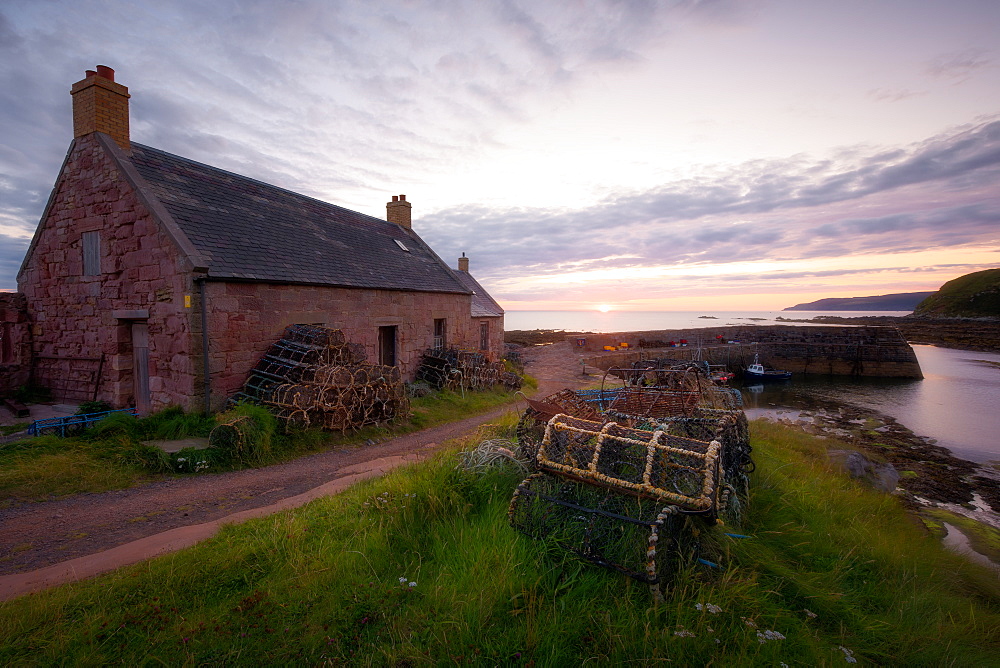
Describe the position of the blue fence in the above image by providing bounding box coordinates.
[27,408,137,438]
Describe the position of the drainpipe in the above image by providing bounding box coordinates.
[196,277,211,413]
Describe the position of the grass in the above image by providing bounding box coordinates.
[0,423,28,436]
[0,381,532,502]
[0,418,997,665]
[0,436,161,500]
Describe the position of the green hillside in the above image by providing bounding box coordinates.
[914,268,1000,317]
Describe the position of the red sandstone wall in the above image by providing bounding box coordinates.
[202,281,491,409]
[0,292,31,394]
[17,135,197,410]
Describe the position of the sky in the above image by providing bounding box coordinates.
[1,0,998,311]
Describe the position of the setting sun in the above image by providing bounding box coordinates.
[596,304,613,312]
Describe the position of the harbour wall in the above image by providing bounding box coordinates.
[570,325,923,379]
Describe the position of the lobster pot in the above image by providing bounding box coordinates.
[269,383,318,410]
[270,406,315,427]
[253,355,310,382]
[608,387,701,418]
[241,373,283,402]
[235,324,411,433]
[318,406,353,431]
[702,387,743,410]
[282,324,347,349]
[317,385,352,412]
[508,473,682,585]
[416,352,452,388]
[501,371,523,391]
[325,343,367,366]
[609,409,752,521]
[539,415,721,513]
[266,338,329,366]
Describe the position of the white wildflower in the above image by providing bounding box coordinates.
[804,608,818,619]
[756,629,786,644]
[673,629,695,638]
[399,577,407,584]
[742,617,758,628]
[839,646,858,664]
[408,581,417,587]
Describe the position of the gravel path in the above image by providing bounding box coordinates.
[0,342,589,595]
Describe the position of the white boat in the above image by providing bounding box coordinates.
[745,353,792,381]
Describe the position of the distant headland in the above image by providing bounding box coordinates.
[783,292,934,311]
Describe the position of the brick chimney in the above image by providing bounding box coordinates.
[386,194,411,229]
[458,252,469,272]
[71,65,131,153]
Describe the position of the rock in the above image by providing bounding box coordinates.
[829,450,901,493]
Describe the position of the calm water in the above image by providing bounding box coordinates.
[505,311,999,465]
[741,345,1000,464]
[505,310,910,332]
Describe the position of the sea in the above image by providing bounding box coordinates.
[504,309,909,332]
[507,310,1000,465]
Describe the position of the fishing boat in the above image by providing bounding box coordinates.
[745,353,792,381]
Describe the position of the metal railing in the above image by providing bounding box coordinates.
[27,408,137,438]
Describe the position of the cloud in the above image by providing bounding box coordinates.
[423,118,1000,284]
[925,48,992,82]
[869,88,926,103]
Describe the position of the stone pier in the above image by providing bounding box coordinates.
[571,325,923,379]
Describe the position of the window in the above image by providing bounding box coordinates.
[82,231,100,276]
[433,318,446,350]
[378,326,397,367]
[480,321,490,351]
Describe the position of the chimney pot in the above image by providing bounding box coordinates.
[386,193,412,229]
[72,65,131,153]
[458,253,469,272]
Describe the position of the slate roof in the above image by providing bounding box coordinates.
[453,270,504,317]
[127,143,469,294]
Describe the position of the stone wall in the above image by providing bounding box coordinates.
[0,292,31,395]
[575,324,922,378]
[199,281,491,411]
[17,134,197,409]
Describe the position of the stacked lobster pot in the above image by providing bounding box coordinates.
[416,348,521,392]
[234,324,409,431]
[509,364,753,596]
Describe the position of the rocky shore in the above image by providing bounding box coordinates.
[749,393,999,526]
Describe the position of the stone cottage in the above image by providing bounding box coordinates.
[12,66,504,414]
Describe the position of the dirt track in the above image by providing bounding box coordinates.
[0,343,589,597]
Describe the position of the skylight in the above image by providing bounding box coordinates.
[394,239,409,252]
